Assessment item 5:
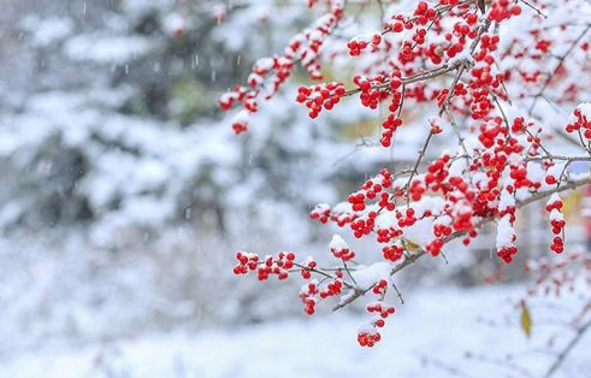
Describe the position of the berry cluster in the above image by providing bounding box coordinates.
[372,279,388,296]
[232,251,259,275]
[357,301,396,347]
[488,1,522,23]
[309,203,331,224]
[566,104,591,140]
[382,243,405,262]
[353,75,390,109]
[219,1,344,131]
[330,235,355,261]
[496,215,518,263]
[347,33,382,56]
[348,169,393,213]
[299,272,345,314]
[296,82,346,118]
[300,257,318,280]
[299,281,319,315]
[546,194,566,254]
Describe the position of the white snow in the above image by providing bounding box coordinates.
[330,234,349,251]
[574,102,591,119]
[0,285,587,378]
[549,208,564,221]
[351,262,391,289]
[498,187,515,211]
[548,193,562,206]
[496,214,515,249]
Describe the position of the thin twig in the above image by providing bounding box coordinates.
[519,0,548,18]
[529,25,590,114]
[543,318,591,378]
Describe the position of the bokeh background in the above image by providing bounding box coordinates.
[0,1,589,377]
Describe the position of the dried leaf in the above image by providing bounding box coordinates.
[520,302,532,338]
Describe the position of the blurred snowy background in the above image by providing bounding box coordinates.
[0,1,589,377]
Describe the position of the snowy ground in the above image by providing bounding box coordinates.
[2,285,589,378]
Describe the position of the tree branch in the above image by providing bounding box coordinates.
[333,175,591,312]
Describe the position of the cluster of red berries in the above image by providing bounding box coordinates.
[450,205,474,232]
[357,301,396,347]
[381,115,403,147]
[379,74,404,147]
[219,85,252,112]
[367,301,395,320]
[347,33,382,56]
[433,220,453,239]
[319,274,344,299]
[330,235,355,261]
[219,1,345,132]
[509,164,535,190]
[296,82,346,118]
[414,1,436,20]
[232,121,248,135]
[233,251,303,281]
[348,169,393,212]
[396,208,418,228]
[372,279,389,296]
[386,14,409,34]
[425,155,451,188]
[566,105,591,140]
[476,34,500,60]
[259,252,297,280]
[382,243,405,262]
[478,117,508,148]
[497,243,518,264]
[511,117,526,133]
[469,88,495,120]
[299,271,345,315]
[488,1,522,23]
[300,257,318,280]
[357,330,381,348]
[426,238,445,256]
[299,281,318,315]
[496,214,518,264]
[353,75,390,109]
[495,186,519,263]
[232,251,259,275]
[309,203,358,228]
[546,194,565,254]
[351,214,377,239]
[309,203,331,224]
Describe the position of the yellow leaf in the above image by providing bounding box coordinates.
[401,237,420,252]
[520,302,532,338]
